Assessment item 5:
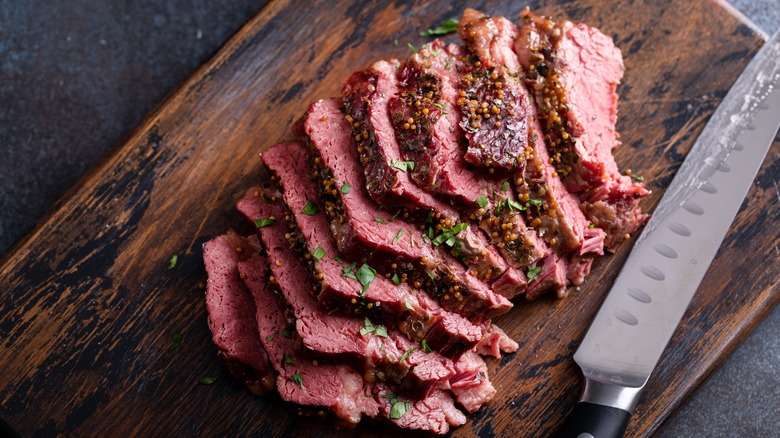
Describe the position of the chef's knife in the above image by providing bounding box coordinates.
[556,30,780,438]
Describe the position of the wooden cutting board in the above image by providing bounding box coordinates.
[1,0,776,436]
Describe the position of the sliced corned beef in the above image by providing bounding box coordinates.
[473,324,519,359]
[455,9,532,173]
[254,145,491,356]
[244,248,381,426]
[299,99,512,319]
[239,192,465,398]
[203,231,275,396]
[514,9,648,249]
[449,350,496,413]
[375,383,466,434]
[342,61,522,293]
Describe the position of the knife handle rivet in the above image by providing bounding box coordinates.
[733,142,744,151]
[746,123,757,131]
[614,309,639,326]
[640,265,665,281]
[705,156,730,172]
[667,221,692,236]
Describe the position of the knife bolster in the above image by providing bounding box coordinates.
[580,376,644,412]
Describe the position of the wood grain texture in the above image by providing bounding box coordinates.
[0,0,776,436]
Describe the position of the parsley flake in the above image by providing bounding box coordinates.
[528,199,542,207]
[266,331,278,341]
[407,42,418,53]
[432,223,468,246]
[589,223,596,229]
[342,262,358,280]
[391,159,415,172]
[312,247,326,260]
[392,274,401,285]
[167,254,178,270]
[399,347,416,364]
[526,266,542,283]
[419,18,459,36]
[393,229,405,244]
[359,317,388,338]
[630,174,645,182]
[171,332,182,349]
[254,218,276,228]
[390,400,411,419]
[433,102,448,114]
[301,201,319,215]
[284,354,296,366]
[198,376,217,385]
[501,181,510,191]
[421,340,432,353]
[375,217,388,224]
[476,196,488,208]
[355,264,377,296]
[341,182,351,194]
[405,301,414,311]
[291,373,304,388]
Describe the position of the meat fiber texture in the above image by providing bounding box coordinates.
[202,7,647,434]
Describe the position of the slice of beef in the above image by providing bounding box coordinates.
[395,40,550,282]
[514,9,648,249]
[375,383,466,434]
[343,60,522,293]
[449,350,496,413]
[455,9,532,174]
[456,8,606,287]
[239,193,465,399]
[247,266,380,426]
[473,324,519,359]
[251,146,488,356]
[203,231,275,396]
[299,99,512,319]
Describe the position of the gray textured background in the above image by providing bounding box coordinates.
[0,0,778,436]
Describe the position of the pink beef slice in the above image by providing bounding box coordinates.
[375,383,466,434]
[238,194,470,400]
[241,239,381,426]
[514,9,649,250]
[342,60,523,295]
[394,40,551,281]
[251,146,489,357]
[203,231,275,396]
[455,8,532,174]
[298,99,512,319]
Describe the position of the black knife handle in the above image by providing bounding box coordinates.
[553,401,631,438]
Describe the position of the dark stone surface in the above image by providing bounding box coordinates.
[0,1,777,436]
[0,0,265,253]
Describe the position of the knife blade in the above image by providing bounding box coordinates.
[556,30,780,438]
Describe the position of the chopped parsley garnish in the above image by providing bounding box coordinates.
[507,198,526,211]
[340,182,351,194]
[266,331,278,341]
[399,347,416,363]
[341,262,358,280]
[381,393,411,419]
[291,373,304,388]
[392,274,401,285]
[312,247,326,260]
[630,174,645,182]
[425,269,436,282]
[526,266,542,283]
[405,301,414,311]
[528,199,543,207]
[432,223,468,246]
[445,57,452,69]
[588,223,596,229]
[421,340,432,353]
[501,181,510,191]
[198,376,217,385]
[359,317,388,337]
[390,210,402,221]
[301,201,319,215]
[419,18,459,36]
[425,210,434,223]
[167,254,178,270]
[476,196,488,208]
[407,42,418,53]
[393,229,405,244]
[355,264,377,296]
[433,102,448,114]
[335,255,345,264]
[282,324,294,338]
[391,159,415,172]
[171,332,182,348]
[254,218,276,228]
[262,195,274,204]
[284,354,296,366]
[375,217,388,224]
